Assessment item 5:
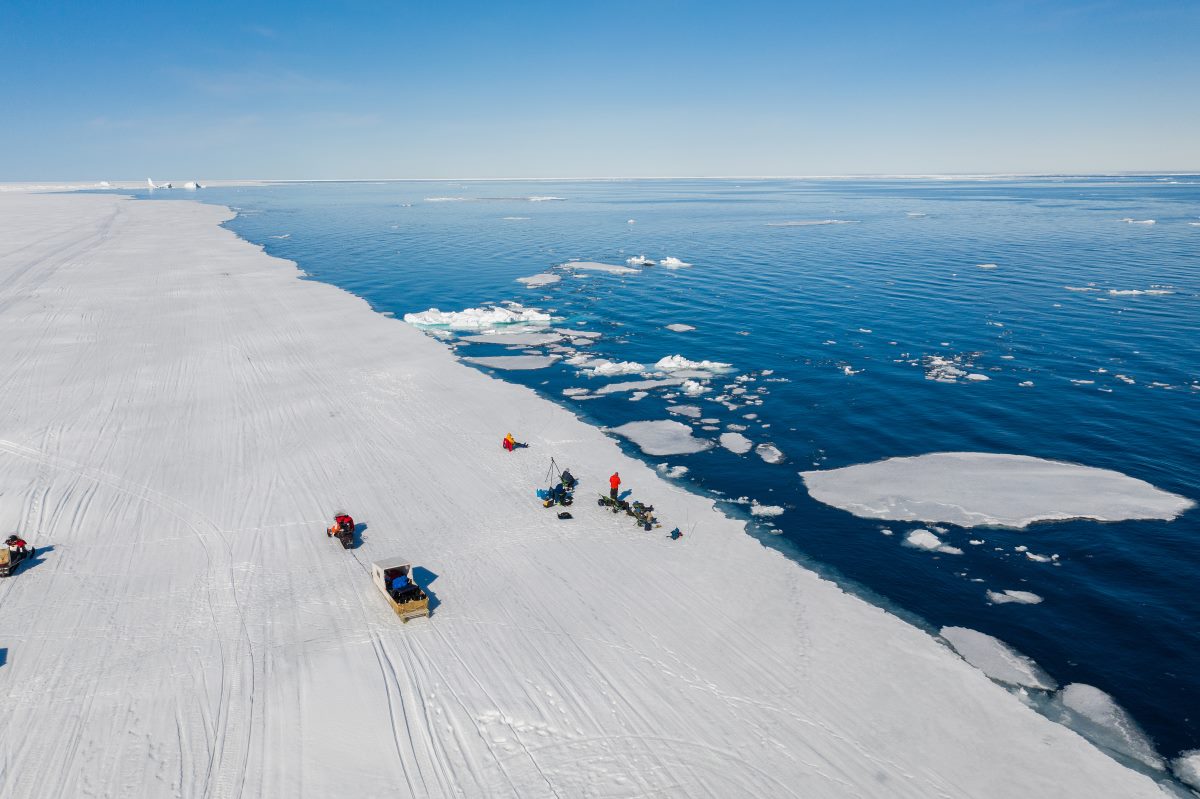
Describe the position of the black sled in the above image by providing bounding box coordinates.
[0,547,34,578]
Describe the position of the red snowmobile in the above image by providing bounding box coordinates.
[327,514,355,549]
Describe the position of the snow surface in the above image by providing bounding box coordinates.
[0,192,1167,798]
[801,452,1193,528]
[606,420,714,456]
[940,627,1057,690]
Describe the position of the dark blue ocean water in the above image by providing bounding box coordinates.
[132,178,1199,760]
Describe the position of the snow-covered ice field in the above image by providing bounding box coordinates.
[0,193,1172,797]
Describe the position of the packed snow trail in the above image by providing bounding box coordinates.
[0,194,1168,798]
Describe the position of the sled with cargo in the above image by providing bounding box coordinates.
[0,546,35,578]
[372,556,430,622]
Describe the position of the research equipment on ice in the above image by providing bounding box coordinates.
[371,556,430,622]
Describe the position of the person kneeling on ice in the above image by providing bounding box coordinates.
[502,432,528,452]
[5,535,27,554]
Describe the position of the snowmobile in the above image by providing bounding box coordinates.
[371,556,430,622]
[327,513,355,549]
[598,494,630,514]
[628,501,660,531]
[0,545,34,578]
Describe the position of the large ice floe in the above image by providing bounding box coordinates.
[940,627,1057,690]
[1052,684,1164,771]
[607,420,714,456]
[801,452,1193,528]
[562,261,641,275]
[404,305,553,329]
[719,432,753,455]
[516,273,561,287]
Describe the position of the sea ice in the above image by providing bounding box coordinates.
[607,420,714,456]
[986,590,1043,605]
[594,378,683,395]
[940,627,1057,690]
[564,261,641,274]
[719,432,753,454]
[462,355,561,370]
[800,452,1194,528]
[460,332,563,346]
[660,257,692,268]
[656,463,689,478]
[665,323,696,332]
[626,255,656,266]
[581,359,646,377]
[977,263,999,270]
[680,379,710,396]
[1054,684,1164,770]
[654,354,733,373]
[1118,218,1156,225]
[903,529,962,555]
[404,305,553,329]
[767,219,858,227]
[750,501,784,517]
[755,443,785,464]
[517,273,561,287]
[667,405,702,418]
[1173,751,1200,791]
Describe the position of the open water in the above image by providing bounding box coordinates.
[130,177,1199,764]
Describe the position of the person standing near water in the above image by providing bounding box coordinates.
[609,471,621,500]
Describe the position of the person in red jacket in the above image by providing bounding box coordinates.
[609,472,621,500]
[5,535,27,554]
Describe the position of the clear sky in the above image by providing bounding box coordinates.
[3,1,1197,179]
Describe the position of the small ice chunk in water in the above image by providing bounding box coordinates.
[986,589,1043,605]
[462,355,560,370]
[516,273,561,287]
[903,529,962,554]
[667,405,702,419]
[626,255,656,266]
[607,420,713,456]
[1054,684,1165,771]
[666,323,696,332]
[657,463,689,478]
[719,432,753,454]
[660,256,691,268]
[940,627,1057,690]
[755,443,784,464]
[750,501,784,517]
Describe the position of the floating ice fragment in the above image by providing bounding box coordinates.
[405,305,553,329]
[903,529,962,554]
[563,261,641,274]
[654,354,733,373]
[755,443,784,464]
[986,589,1043,605]
[1054,684,1164,770]
[1173,751,1200,791]
[660,256,691,268]
[626,255,656,266]
[719,432,753,455]
[667,405,702,419]
[517,273,561,287]
[607,420,713,456]
[750,501,784,517]
[941,627,1057,690]
[665,323,695,332]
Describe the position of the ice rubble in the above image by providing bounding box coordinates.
[801,452,1194,528]
[750,501,784,517]
[606,420,714,456]
[404,305,553,329]
[654,355,733,373]
[940,627,1057,690]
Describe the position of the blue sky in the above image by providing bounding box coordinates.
[3,1,1197,179]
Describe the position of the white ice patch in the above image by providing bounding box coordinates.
[460,332,563,346]
[940,627,1057,690]
[462,355,560,371]
[660,256,691,268]
[680,379,710,396]
[626,255,656,266]
[656,463,689,478]
[516,273,561,287]
[1106,288,1174,296]
[667,404,702,419]
[666,323,695,332]
[719,432,753,455]
[756,443,785,464]
[628,391,648,401]
[1172,751,1200,791]
[976,263,999,270]
[1054,684,1164,771]
[654,354,733,373]
[607,420,714,456]
[1118,218,1156,225]
[986,589,1043,605]
[750,501,784,517]
[582,359,647,377]
[800,452,1194,529]
[405,305,553,329]
[564,261,641,274]
[594,378,683,395]
[903,529,963,555]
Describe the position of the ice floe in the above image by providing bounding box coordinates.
[462,355,561,370]
[800,452,1194,528]
[564,261,641,274]
[667,405,702,419]
[405,305,553,329]
[940,627,1057,690]
[654,354,733,373]
[460,331,563,346]
[594,378,683,395]
[1173,751,1200,791]
[656,463,689,479]
[666,323,696,332]
[607,420,714,456]
[1118,218,1156,225]
[626,255,656,266]
[517,273,561,287]
[903,529,962,554]
[1053,684,1164,771]
[986,589,1043,605]
[719,432,753,454]
[756,443,785,464]
[976,263,999,270]
[660,256,692,268]
[750,501,784,517]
